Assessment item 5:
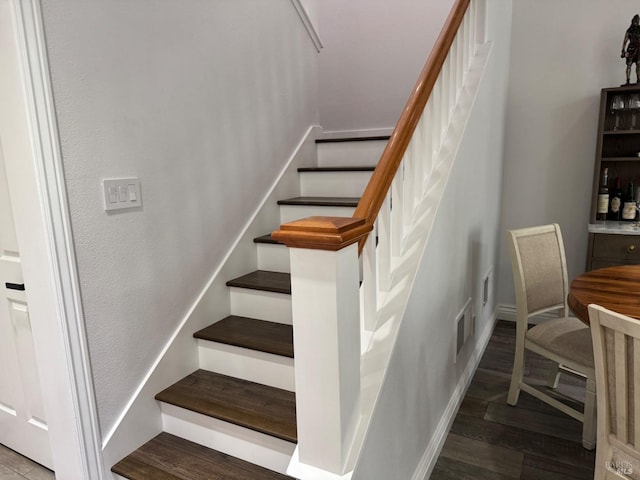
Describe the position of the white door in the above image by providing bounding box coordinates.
[0,0,52,469]
[0,144,52,469]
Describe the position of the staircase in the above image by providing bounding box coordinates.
[111,136,388,480]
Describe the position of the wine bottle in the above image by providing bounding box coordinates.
[609,177,623,220]
[622,181,638,221]
[597,168,609,221]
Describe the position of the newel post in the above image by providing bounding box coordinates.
[272,216,372,475]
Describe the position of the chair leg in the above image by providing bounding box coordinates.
[582,377,597,450]
[508,337,526,406]
[546,361,561,389]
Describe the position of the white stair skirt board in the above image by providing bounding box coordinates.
[197,340,295,392]
[316,140,387,168]
[299,171,373,198]
[229,288,292,324]
[280,205,355,224]
[257,243,290,273]
[160,403,295,475]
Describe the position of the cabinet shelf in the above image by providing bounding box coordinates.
[603,129,640,135]
[601,157,640,162]
[589,85,640,271]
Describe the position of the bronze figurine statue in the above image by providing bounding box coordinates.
[622,14,640,85]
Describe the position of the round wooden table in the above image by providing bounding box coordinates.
[568,264,640,324]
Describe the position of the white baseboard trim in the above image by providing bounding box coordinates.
[496,304,561,325]
[290,0,323,52]
[411,311,497,480]
[287,446,353,480]
[318,128,394,140]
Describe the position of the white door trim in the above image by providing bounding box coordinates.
[10,0,104,478]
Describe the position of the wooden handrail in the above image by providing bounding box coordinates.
[273,0,470,251]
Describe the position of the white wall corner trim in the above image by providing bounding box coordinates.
[411,311,497,480]
[12,0,104,478]
[290,0,323,52]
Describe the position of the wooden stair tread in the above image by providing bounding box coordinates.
[276,196,359,207]
[226,270,291,294]
[155,370,297,443]
[297,166,375,172]
[194,316,294,358]
[253,233,282,245]
[112,432,294,480]
[315,135,390,143]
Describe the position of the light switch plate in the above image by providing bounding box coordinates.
[102,178,142,211]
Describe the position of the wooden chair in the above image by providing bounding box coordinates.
[506,223,596,450]
[589,304,640,479]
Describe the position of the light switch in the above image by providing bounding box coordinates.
[108,186,117,203]
[127,184,137,201]
[103,178,142,211]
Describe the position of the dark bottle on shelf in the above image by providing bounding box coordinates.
[596,167,609,220]
[608,177,623,220]
[622,181,638,221]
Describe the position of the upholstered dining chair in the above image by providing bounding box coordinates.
[506,223,596,450]
[589,304,640,480]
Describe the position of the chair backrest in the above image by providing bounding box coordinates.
[507,223,569,320]
[589,304,640,479]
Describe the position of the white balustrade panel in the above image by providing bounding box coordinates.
[287,3,485,478]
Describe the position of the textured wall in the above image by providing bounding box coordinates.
[316,0,454,134]
[39,0,319,435]
[498,0,638,306]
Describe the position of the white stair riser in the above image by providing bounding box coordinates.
[280,205,355,224]
[299,171,373,197]
[229,287,292,324]
[317,140,387,168]
[257,243,290,273]
[197,340,295,391]
[160,403,295,475]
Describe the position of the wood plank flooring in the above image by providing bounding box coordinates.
[225,270,291,295]
[155,370,297,443]
[111,432,294,480]
[0,444,54,480]
[194,315,294,358]
[430,321,596,479]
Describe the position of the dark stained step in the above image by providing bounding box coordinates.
[194,316,294,358]
[277,196,359,207]
[253,233,281,245]
[226,270,290,295]
[315,135,390,143]
[112,432,294,480]
[156,370,297,443]
[297,166,375,172]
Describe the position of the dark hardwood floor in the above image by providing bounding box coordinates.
[430,320,596,480]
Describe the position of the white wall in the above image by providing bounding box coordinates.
[351,2,513,478]
[498,0,638,307]
[316,0,454,134]
[39,0,319,436]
